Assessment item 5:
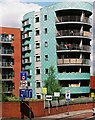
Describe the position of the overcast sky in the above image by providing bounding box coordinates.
[0,0,94,28]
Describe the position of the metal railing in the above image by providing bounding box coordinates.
[1,62,13,67]
[56,16,91,24]
[56,30,91,38]
[1,50,13,54]
[57,44,90,51]
[57,58,90,65]
[2,74,13,79]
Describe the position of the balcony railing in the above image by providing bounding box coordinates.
[1,50,13,54]
[2,74,13,80]
[3,87,13,93]
[57,44,90,51]
[56,30,91,38]
[56,16,91,24]
[57,58,90,65]
[1,62,13,67]
[22,46,31,52]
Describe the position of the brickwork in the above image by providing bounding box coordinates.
[0,101,94,119]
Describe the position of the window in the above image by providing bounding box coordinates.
[36,81,41,88]
[36,43,40,49]
[36,30,39,36]
[45,55,48,61]
[45,41,48,47]
[44,15,47,21]
[36,68,40,75]
[36,56,40,62]
[44,28,47,34]
[35,17,39,23]
[37,94,41,99]
[45,68,48,74]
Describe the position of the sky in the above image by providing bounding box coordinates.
[0,0,95,74]
[0,0,94,28]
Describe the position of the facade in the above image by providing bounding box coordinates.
[0,27,21,97]
[22,1,92,99]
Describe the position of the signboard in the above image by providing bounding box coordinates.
[20,71,27,80]
[42,88,47,95]
[91,92,95,98]
[65,90,70,102]
[19,89,32,100]
[46,95,52,101]
[20,80,28,88]
[54,92,60,97]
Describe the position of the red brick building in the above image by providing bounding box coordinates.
[90,76,95,90]
[0,27,21,97]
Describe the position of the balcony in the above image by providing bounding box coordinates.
[61,86,90,94]
[22,19,31,27]
[56,30,91,38]
[57,58,90,66]
[56,16,91,24]
[1,49,13,56]
[57,44,90,52]
[0,34,14,43]
[3,87,13,93]
[22,46,31,52]
[2,74,13,81]
[0,62,13,68]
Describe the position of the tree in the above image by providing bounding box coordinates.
[44,66,61,95]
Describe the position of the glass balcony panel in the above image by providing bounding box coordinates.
[56,16,90,24]
[57,58,90,65]
[56,30,91,38]
[57,44,90,51]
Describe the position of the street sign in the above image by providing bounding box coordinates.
[19,89,32,100]
[20,71,27,80]
[20,80,28,88]
[54,92,60,97]
[91,92,95,98]
[65,90,70,102]
[42,88,47,95]
[46,95,52,101]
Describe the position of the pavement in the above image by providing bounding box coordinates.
[1,109,94,120]
[37,109,93,119]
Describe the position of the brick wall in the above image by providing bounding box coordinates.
[0,101,94,119]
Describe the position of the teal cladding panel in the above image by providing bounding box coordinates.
[61,86,90,94]
[57,73,90,80]
[49,2,92,13]
[40,7,58,81]
[23,12,36,98]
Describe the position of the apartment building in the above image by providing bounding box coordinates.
[22,1,92,99]
[0,27,21,97]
